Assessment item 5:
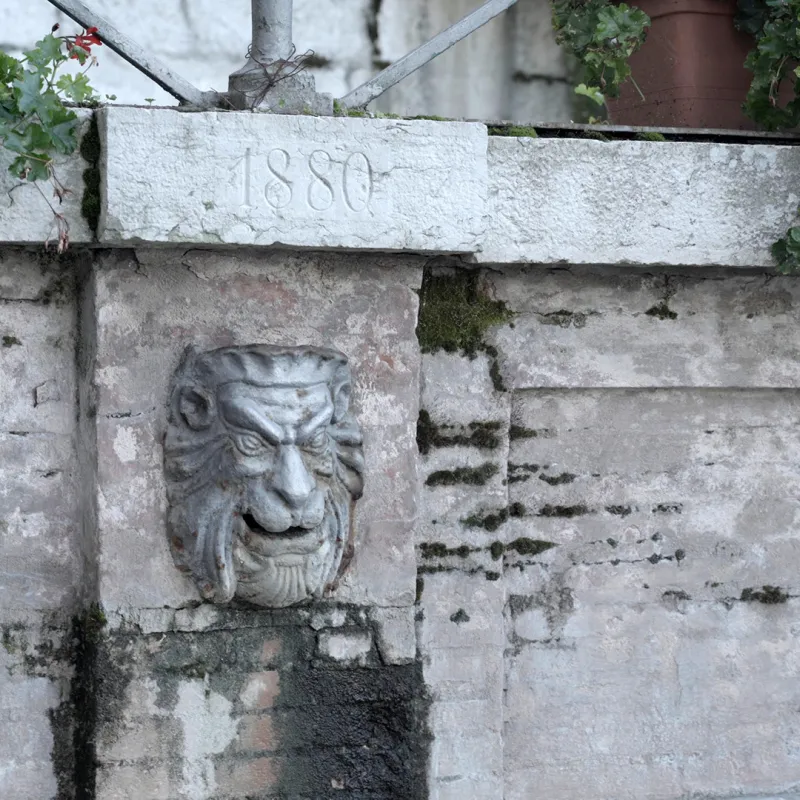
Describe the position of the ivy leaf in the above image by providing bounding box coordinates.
[736,0,771,36]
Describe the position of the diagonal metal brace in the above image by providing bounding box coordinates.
[45,0,217,107]
[340,0,519,109]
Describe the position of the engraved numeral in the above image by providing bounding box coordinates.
[265,149,293,209]
[308,150,335,211]
[237,148,376,213]
[343,152,373,213]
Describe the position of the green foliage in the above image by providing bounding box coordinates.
[733,1,800,269]
[736,0,800,131]
[771,225,800,273]
[550,0,650,106]
[1,25,101,251]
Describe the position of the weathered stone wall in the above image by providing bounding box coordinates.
[0,249,85,800]
[1,0,572,121]
[3,109,800,800]
[1,246,431,799]
[417,265,800,800]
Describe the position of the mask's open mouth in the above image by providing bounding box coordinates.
[242,512,311,538]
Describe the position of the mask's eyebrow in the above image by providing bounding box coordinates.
[298,396,334,441]
[219,398,282,444]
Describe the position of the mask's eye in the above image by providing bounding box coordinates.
[235,433,269,456]
[303,429,328,453]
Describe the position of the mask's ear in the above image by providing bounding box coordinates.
[179,386,216,430]
[171,345,216,430]
[330,363,352,423]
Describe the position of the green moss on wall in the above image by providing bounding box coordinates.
[507,538,556,557]
[488,125,539,138]
[419,542,472,559]
[537,504,590,518]
[425,463,499,487]
[645,302,678,320]
[80,114,102,237]
[539,472,577,486]
[416,270,514,357]
[740,585,790,604]
[416,410,503,454]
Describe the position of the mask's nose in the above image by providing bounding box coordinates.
[272,445,315,509]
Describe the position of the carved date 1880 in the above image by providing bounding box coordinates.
[236,147,377,214]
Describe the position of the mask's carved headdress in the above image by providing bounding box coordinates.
[164,345,364,608]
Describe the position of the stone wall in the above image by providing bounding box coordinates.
[416,266,800,800]
[0,247,430,799]
[0,250,84,800]
[2,108,800,799]
[1,0,572,121]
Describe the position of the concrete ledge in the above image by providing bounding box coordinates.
[481,136,800,268]
[97,107,488,253]
[0,112,93,246]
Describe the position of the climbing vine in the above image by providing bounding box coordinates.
[0,24,102,251]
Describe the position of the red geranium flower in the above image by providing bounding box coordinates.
[71,26,103,56]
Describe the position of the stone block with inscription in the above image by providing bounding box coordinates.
[97,107,488,254]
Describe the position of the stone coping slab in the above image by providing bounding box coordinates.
[481,136,800,268]
[1,106,799,268]
[97,107,488,253]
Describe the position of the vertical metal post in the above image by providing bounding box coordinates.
[251,0,294,62]
[228,0,331,113]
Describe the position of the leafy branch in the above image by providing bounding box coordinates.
[0,24,102,251]
[550,0,650,109]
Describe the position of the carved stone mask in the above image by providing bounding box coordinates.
[164,345,364,608]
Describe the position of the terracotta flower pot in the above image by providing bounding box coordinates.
[606,0,756,129]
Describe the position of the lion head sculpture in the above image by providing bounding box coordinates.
[164,344,364,608]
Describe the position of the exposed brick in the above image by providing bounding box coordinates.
[235,714,277,754]
[260,638,282,666]
[216,755,279,797]
[240,671,280,710]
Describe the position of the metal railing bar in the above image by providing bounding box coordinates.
[340,0,519,109]
[46,0,216,107]
[251,0,293,62]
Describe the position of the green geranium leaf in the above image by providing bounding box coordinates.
[24,34,64,71]
[56,73,96,104]
[42,106,78,153]
[575,83,606,105]
[9,153,51,182]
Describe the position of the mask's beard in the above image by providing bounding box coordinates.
[232,486,350,608]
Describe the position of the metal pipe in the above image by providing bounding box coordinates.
[341,0,519,109]
[251,0,294,62]
[45,0,215,107]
